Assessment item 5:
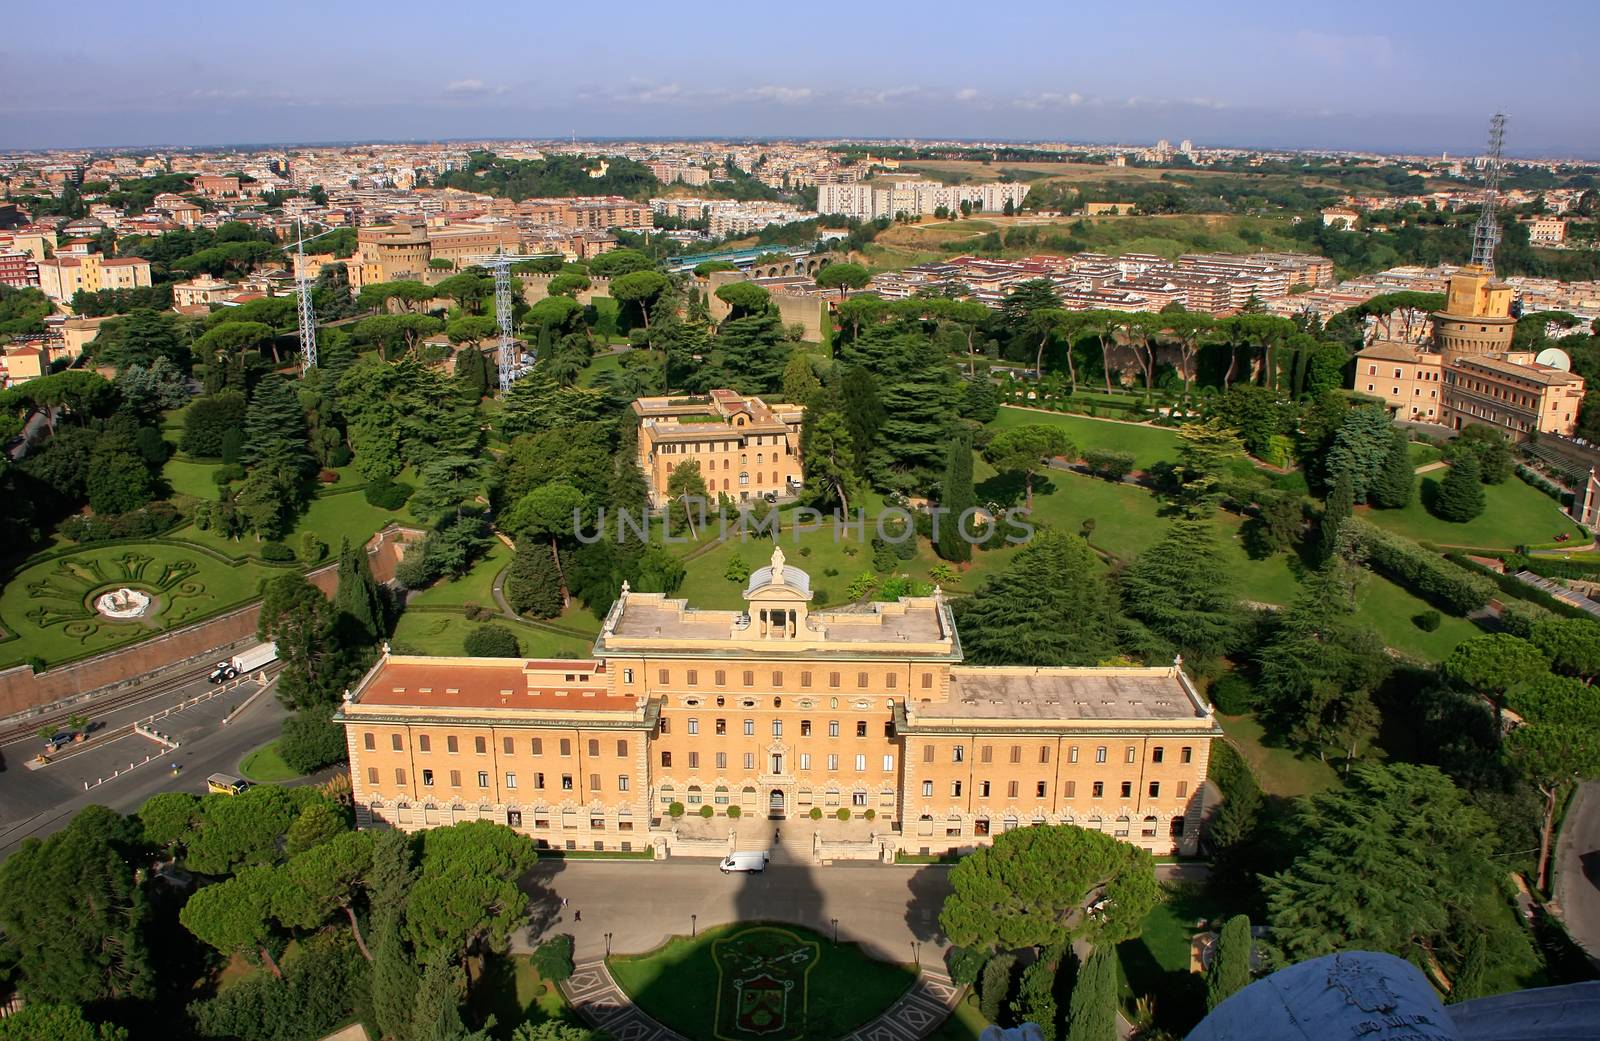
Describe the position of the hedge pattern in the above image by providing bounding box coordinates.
[1347,518,1494,615]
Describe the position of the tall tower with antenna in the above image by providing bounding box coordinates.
[1469,112,1506,272]
[295,220,318,374]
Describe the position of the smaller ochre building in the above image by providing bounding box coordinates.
[1353,265,1586,439]
[336,548,1220,860]
[634,390,805,508]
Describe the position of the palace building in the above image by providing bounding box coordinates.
[633,390,805,509]
[336,547,1219,861]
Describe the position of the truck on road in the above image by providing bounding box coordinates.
[719,851,770,874]
[208,643,278,684]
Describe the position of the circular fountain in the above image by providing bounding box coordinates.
[95,587,153,620]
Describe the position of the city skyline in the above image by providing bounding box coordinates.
[2,0,1595,156]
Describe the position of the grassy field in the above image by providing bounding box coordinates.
[608,922,915,1041]
[162,455,224,500]
[0,543,276,669]
[1117,884,1232,1034]
[989,406,1182,470]
[925,991,988,1041]
[390,610,593,659]
[472,954,574,1041]
[1219,713,1338,797]
[406,540,512,610]
[1023,470,1171,561]
[1353,571,1482,660]
[874,210,1305,262]
[1359,471,1583,549]
[176,486,416,562]
[239,740,300,783]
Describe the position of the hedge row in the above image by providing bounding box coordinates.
[1523,555,1600,580]
[1348,518,1495,615]
[1515,463,1572,505]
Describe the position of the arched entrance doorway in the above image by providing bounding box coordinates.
[768,789,785,819]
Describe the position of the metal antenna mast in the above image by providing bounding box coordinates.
[462,251,564,394]
[1470,112,1506,272]
[295,219,318,374]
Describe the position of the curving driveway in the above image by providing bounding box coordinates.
[1554,780,1600,969]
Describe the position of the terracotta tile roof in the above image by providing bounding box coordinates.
[354,657,629,711]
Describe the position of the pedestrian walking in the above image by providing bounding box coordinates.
[774,828,781,843]
[573,909,582,922]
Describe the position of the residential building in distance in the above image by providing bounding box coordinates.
[1520,215,1567,245]
[816,180,1029,221]
[335,547,1218,859]
[35,253,152,303]
[633,389,805,507]
[0,250,40,289]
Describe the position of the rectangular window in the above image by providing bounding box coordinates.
[391,734,403,752]
[688,719,700,735]
[367,766,378,784]
[1125,746,1136,764]
[953,746,965,763]
[447,735,459,754]
[715,670,726,686]
[883,755,894,772]
[688,752,699,769]
[800,753,812,770]
[1120,781,1133,798]
[505,772,517,789]
[589,773,600,791]
[588,739,599,757]
[981,745,993,764]
[531,737,543,755]
[478,771,489,788]
[1036,781,1047,798]
[1069,746,1079,764]
[857,671,869,688]
[773,671,783,686]
[1149,781,1161,798]
[659,668,669,685]
[1177,781,1188,798]
[1151,746,1164,764]
[449,770,460,787]
[715,718,726,735]
[500,736,513,755]
[617,740,628,757]
[853,791,867,807]
[772,720,782,737]
[1039,746,1050,764]
[716,752,727,769]
[364,732,376,751]
[395,767,406,784]
[1008,745,1020,764]
[1095,746,1107,764]
[1092,781,1104,798]
[885,673,897,689]
[829,671,840,688]
[1065,780,1076,798]
[743,670,754,686]
[951,781,963,797]
[801,671,812,687]
[661,751,672,767]
[979,781,991,797]
[802,720,812,737]
[856,721,867,738]
[686,670,698,686]
[827,754,839,771]
[619,775,629,792]
[1007,780,1018,798]
[922,745,933,763]
[1181,746,1193,764]
[624,668,633,684]
[854,754,866,772]
[475,736,487,755]
[744,753,755,770]
[922,780,933,797]
[922,673,933,689]
[744,720,755,736]
[829,721,840,737]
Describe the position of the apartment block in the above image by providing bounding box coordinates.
[634,389,805,508]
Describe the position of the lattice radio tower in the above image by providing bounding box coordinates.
[462,251,563,394]
[295,219,318,374]
[1470,112,1507,272]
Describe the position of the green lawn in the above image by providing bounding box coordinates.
[1408,442,1443,467]
[608,922,915,1041]
[1219,713,1338,797]
[925,991,987,1041]
[176,487,415,563]
[1352,570,1482,661]
[163,455,224,500]
[1022,469,1171,561]
[239,740,301,783]
[0,543,276,669]
[407,540,512,610]
[472,954,574,1041]
[1117,883,1233,1035]
[990,406,1181,470]
[1214,512,1304,607]
[1359,471,1583,549]
[390,610,592,659]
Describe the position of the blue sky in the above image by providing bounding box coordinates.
[2,0,1594,155]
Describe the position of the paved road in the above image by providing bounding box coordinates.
[1555,780,1600,968]
[519,857,953,965]
[0,676,287,857]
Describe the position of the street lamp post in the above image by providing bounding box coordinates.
[831,918,838,945]
[691,913,697,938]
[912,940,921,967]
[605,932,613,957]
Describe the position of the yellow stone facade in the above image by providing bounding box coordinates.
[337,548,1219,858]
[634,390,805,508]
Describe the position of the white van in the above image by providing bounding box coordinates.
[719,851,770,874]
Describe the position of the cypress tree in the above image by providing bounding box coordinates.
[979,953,1016,1025]
[938,430,975,564]
[1012,951,1062,1041]
[1370,430,1415,509]
[1063,947,1116,1041]
[506,539,563,619]
[1121,518,1238,661]
[1433,452,1486,522]
[1318,469,1354,564]
[332,537,384,643]
[1206,914,1253,1011]
[243,374,312,472]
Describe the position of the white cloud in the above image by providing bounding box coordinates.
[743,85,815,105]
[955,88,979,101]
[444,79,508,97]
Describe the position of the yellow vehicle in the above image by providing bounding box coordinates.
[206,772,251,795]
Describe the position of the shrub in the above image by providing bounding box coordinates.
[259,541,296,562]
[26,655,46,674]
[798,545,812,557]
[668,802,685,818]
[947,946,986,986]
[277,711,346,774]
[836,807,851,821]
[727,805,742,818]
[188,932,367,1041]
[1346,518,1493,615]
[979,953,1017,1025]
[864,808,876,820]
[532,934,575,984]
[58,502,183,543]
[212,463,246,485]
[463,624,521,658]
[1209,673,1255,715]
[299,532,326,564]
[699,804,714,818]
[809,807,823,820]
[364,477,414,510]
[1083,448,1136,482]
